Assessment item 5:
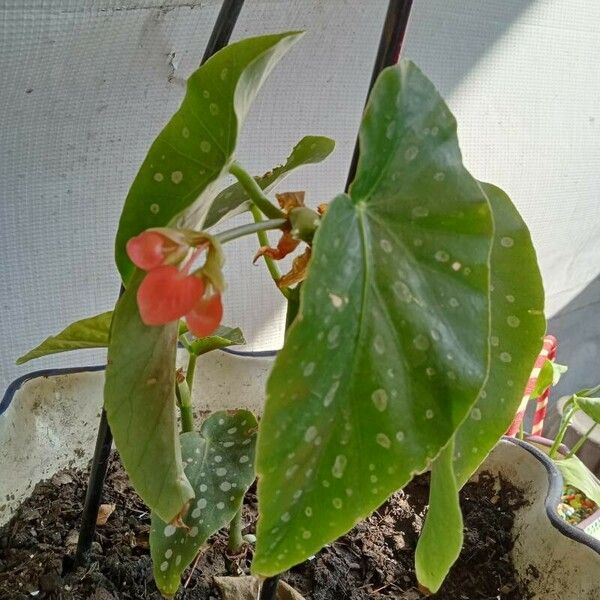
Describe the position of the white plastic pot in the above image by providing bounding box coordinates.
[1,357,599,597]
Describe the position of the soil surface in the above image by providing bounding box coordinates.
[0,454,535,599]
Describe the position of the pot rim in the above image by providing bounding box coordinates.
[1,349,276,417]
[504,436,600,554]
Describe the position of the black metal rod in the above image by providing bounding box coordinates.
[73,409,113,567]
[344,0,414,190]
[73,0,246,569]
[201,0,246,64]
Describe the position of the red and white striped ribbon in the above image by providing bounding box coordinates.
[505,335,558,437]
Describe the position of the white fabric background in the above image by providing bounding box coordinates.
[2,0,599,395]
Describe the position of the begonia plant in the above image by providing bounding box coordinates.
[19,32,546,597]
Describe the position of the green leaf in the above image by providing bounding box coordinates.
[575,396,600,425]
[555,455,600,506]
[414,183,545,589]
[187,325,245,356]
[150,410,257,597]
[16,311,112,364]
[415,441,463,594]
[531,361,567,399]
[104,270,193,523]
[115,32,303,283]
[253,60,494,576]
[453,183,546,487]
[204,135,335,228]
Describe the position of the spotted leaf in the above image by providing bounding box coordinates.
[253,60,494,575]
[415,183,545,591]
[150,411,257,597]
[115,32,303,283]
[104,270,193,523]
[453,183,545,487]
[204,135,335,228]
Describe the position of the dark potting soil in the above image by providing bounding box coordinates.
[0,453,535,600]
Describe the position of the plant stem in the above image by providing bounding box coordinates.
[566,423,597,459]
[215,218,287,244]
[186,352,197,391]
[177,378,195,434]
[227,508,244,554]
[250,206,292,300]
[229,162,285,220]
[548,400,577,459]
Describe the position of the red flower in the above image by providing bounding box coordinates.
[137,266,204,326]
[185,291,223,338]
[126,230,188,271]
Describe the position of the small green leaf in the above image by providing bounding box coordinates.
[555,455,600,506]
[531,361,567,399]
[575,396,600,425]
[254,60,494,576]
[204,135,335,228]
[16,311,112,364]
[415,441,462,594]
[115,32,303,283]
[453,183,546,487]
[104,270,193,523]
[187,325,245,356]
[150,410,257,597]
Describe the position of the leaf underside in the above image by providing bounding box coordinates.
[204,135,335,229]
[115,32,304,284]
[16,311,112,364]
[104,270,192,523]
[151,411,257,597]
[253,60,495,576]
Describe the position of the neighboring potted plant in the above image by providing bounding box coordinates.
[3,31,600,598]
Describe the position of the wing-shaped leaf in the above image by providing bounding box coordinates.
[150,411,257,597]
[453,183,546,486]
[415,441,462,593]
[555,455,600,506]
[104,270,193,522]
[414,183,545,589]
[204,135,335,228]
[115,32,303,283]
[253,60,494,576]
[16,311,112,364]
[576,396,600,424]
[187,325,245,356]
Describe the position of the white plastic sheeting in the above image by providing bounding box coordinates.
[2,1,600,395]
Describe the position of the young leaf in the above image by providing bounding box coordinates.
[575,396,600,424]
[150,410,257,597]
[414,183,545,590]
[115,32,304,283]
[453,183,546,487]
[555,455,600,506]
[104,269,194,523]
[531,360,567,400]
[253,60,494,576]
[204,135,335,228]
[415,441,462,594]
[16,311,112,364]
[187,325,245,356]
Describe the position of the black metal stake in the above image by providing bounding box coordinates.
[344,0,414,190]
[72,0,246,569]
[260,1,414,598]
[73,409,113,567]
